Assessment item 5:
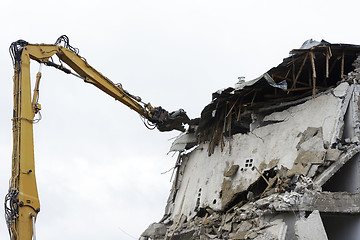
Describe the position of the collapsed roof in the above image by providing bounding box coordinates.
[171,39,360,155]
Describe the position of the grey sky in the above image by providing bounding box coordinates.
[1,0,360,239]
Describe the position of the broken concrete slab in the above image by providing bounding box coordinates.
[325,149,342,161]
[260,219,287,240]
[330,84,354,146]
[230,230,247,240]
[141,223,167,239]
[296,127,323,150]
[300,152,323,165]
[306,164,320,178]
[272,191,360,213]
[314,145,360,187]
[333,82,350,98]
[294,210,328,240]
[263,109,291,122]
[236,220,253,232]
[169,132,198,152]
[224,164,239,177]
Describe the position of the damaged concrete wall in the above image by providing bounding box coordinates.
[170,88,346,222]
[141,41,360,240]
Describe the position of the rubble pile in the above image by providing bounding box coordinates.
[142,175,319,240]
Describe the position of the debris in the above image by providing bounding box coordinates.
[169,132,197,152]
[141,223,167,239]
[325,149,342,161]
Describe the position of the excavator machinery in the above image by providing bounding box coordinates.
[4,35,190,240]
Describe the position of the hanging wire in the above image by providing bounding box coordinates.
[4,189,18,239]
[117,226,137,240]
[33,112,42,124]
[32,64,43,124]
[139,115,157,130]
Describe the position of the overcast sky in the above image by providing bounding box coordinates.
[1,0,360,239]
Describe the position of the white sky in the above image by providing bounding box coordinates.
[1,0,360,239]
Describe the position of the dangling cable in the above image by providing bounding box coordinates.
[32,64,43,123]
[9,39,28,66]
[55,35,79,55]
[139,115,157,130]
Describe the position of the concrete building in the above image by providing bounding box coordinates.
[141,40,360,240]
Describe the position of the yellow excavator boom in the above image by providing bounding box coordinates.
[5,35,189,239]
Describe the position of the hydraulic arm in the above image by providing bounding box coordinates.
[5,35,189,240]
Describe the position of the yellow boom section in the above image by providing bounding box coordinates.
[28,44,151,117]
